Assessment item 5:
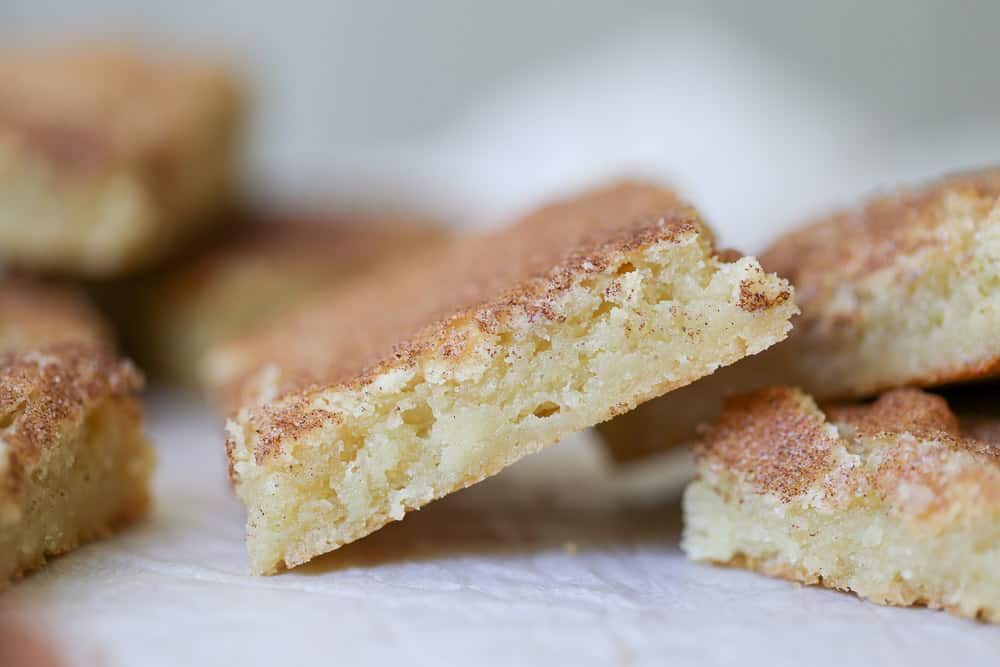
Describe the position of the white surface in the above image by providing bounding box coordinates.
[10,391,1000,666]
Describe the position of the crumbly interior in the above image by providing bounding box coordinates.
[0,121,235,276]
[228,233,795,574]
[0,396,153,585]
[684,429,1000,623]
[793,196,1000,398]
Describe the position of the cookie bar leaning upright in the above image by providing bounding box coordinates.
[683,387,1000,623]
[210,181,797,574]
[0,280,153,586]
[0,45,243,276]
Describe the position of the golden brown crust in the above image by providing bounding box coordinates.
[827,389,1000,464]
[0,44,244,277]
[0,278,143,507]
[760,168,1000,397]
[693,387,838,501]
[0,343,142,456]
[247,396,338,466]
[824,388,961,439]
[0,342,143,506]
[697,386,1000,515]
[0,45,241,178]
[211,182,723,413]
[762,167,1000,292]
[0,278,151,586]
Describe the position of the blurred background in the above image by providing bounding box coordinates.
[5,0,998,251]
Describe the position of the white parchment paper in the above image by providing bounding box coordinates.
[9,391,1000,667]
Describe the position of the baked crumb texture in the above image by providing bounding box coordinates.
[763,167,1000,399]
[599,166,1000,461]
[217,182,796,574]
[0,280,153,586]
[130,212,446,388]
[0,45,243,276]
[684,386,1000,623]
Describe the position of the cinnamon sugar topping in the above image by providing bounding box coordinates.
[698,386,1000,515]
[694,387,837,501]
[763,168,1000,291]
[0,278,144,505]
[213,182,716,413]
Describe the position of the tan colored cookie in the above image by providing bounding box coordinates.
[0,280,153,587]
[0,278,111,351]
[684,386,1000,623]
[0,45,243,276]
[764,167,1000,398]
[210,181,796,574]
[599,167,1000,461]
[106,209,446,388]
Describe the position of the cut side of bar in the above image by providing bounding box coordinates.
[684,386,1000,623]
[216,182,796,574]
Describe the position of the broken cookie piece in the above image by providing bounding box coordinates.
[684,386,1000,623]
[0,280,153,586]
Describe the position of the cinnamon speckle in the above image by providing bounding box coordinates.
[214,182,787,466]
[251,399,338,464]
[694,387,836,501]
[699,386,1000,518]
[0,278,144,507]
[760,167,1000,394]
[738,281,792,312]
[217,182,713,421]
